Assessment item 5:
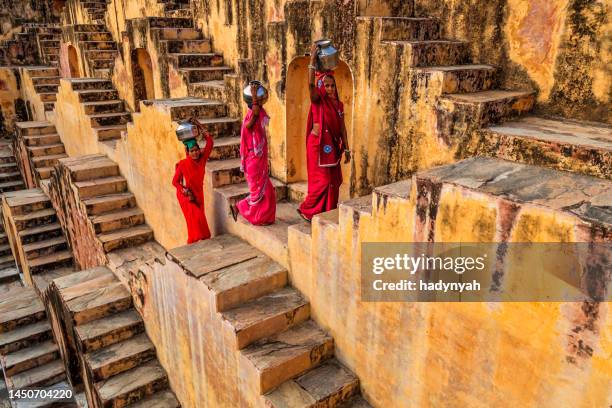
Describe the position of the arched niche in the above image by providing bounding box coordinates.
[131,48,155,110]
[285,57,354,199]
[67,45,80,78]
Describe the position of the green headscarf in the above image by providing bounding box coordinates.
[183,139,198,150]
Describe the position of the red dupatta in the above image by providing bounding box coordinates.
[306,71,344,167]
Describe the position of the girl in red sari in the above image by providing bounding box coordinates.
[229,81,276,225]
[298,44,351,222]
[172,119,214,243]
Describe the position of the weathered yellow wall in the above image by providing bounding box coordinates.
[0,68,21,134]
[286,182,611,407]
[19,69,49,122]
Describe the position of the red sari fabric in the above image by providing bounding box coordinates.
[237,107,276,225]
[172,134,213,243]
[298,74,344,220]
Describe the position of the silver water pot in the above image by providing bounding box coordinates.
[243,80,267,107]
[175,120,197,141]
[315,39,339,71]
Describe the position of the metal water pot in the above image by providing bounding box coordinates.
[315,39,339,71]
[243,80,267,107]
[175,120,197,141]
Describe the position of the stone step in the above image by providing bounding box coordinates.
[23,236,68,259]
[98,225,154,252]
[94,124,127,141]
[0,320,52,355]
[209,136,240,160]
[147,16,193,28]
[0,180,24,192]
[46,54,60,62]
[81,40,117,50]
[33,84,59,94]
[376,17,441,41]
[70,78,114,91]
[27,143,66,157]
[165,38,211,53]
[206,158,244,187]
[23,68,59,78]
[0,267,19,284]
[77,89,119,102]
[0,163,18,172]
[264,359,360,408]
[0,243,11,256]
[95,360,169,408]
[15,121,54,137]
[76,309,145,353]
[39,40,60,47]
[0,232,7,245]
[12,208,57,231]
[0,153,15,164]
[91,59,116,69]
[5,359,65,391]
[23,133,62,146]
[142,98,227,121]
[201,255,287,312]
[154,27,203,40]
[67,155,119,182]
[0,289,45,333]
[18,222,63,244]
[89,112,131,127]
[0,255,14,269]
[83,192,137,216]
[126,390,180,408]
[0,171,22,182]
[189,79,226,101]
[35,166,55,180]
[477,116,612,179]
[181,66,233,82]
[170,52,224,68]
[241,320,334,395]
[341,396,374,407]
[85,333,156,381]
[85,49,118,60]
[73,24,108,33]
[38,92,57,102]
[91,207,145,234]
[65,281,132,326]
[28,250,73,274]
[222,286,310,349]
[194,116,239,138]
[412,64,497,94]
[44,102,56,111]
[83,100,125,114]
[437,90,536,137]
[2,340,59,377]
[383,39,470,67]
[74,176,128,199]
[31,76,61,86]
[31,153,68,168]
[215,178,287,205]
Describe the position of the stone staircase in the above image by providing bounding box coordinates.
[159,0,191,18]
[67,24,118,79]
[81,0,108,22]
[14,121,68,187]
[35,26,63,67]
[168,234,371,407]
[0,140,25,194]
[21,66,62,116]
[132,17,231,99]
[1,189,75,286]
[50,266,180,407]
[0,285,78,406]
[67,78,132,143]
[50,154,153,269]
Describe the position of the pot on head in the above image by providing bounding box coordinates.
[175,120,197,142]
[314,39,339,71]
[243,80,267,108]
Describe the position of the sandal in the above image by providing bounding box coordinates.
[229,203,238,222]
[296,208,311,223]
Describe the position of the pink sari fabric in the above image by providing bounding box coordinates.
[299,73,344,220]
[237,107,276,225]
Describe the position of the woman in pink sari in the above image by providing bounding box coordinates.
[298,43,351,222]
[230,81,276,225]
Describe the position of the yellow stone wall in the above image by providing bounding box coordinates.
[0,68,20,133]
[19,69,49,122]
[286,183,611,407]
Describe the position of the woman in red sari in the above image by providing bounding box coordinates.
[229,81,276,225]
[298,43,351,222]
[172,119,214,243]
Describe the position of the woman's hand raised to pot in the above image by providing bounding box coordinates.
[310,43,318,63]
[250,83,259,105]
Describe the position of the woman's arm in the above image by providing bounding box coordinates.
[309,43,320,104]
[245,83,261,130]
[341,115,351,163]
[201,131,214,163]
